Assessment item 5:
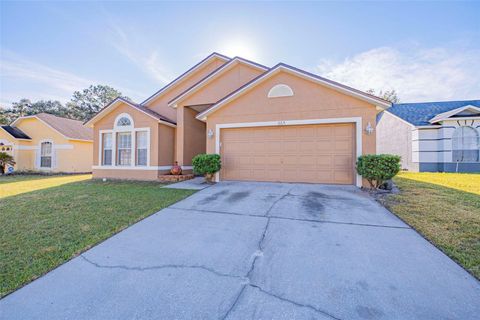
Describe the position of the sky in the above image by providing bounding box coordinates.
[1,1,479,107]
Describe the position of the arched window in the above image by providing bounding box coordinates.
[117,117,131,127]
[452,126,479,162]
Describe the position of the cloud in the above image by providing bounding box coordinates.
[315,46,480,102]
[1,52,92,94]
[106,19,171,84]
[0,51,147,106]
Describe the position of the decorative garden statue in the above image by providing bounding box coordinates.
[170,161,182,175]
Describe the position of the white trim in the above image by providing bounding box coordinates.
[92,165,171,170]
[98,127,151,169]
[181,166,193,170]
[53,144,74,150]
[16,145,38,150]
[429,105,480,124]
[114,113,134,130]
[84,98,176,128]
[167,57,268,108]
[197,65,390,121]
[38,139,54,170]
[142,53,230,106]
[267,84,294,98]
[214,117,363,187]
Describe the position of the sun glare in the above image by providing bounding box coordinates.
[219,40,258,60]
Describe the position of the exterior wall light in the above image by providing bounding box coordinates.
[207,129,214,139]
[365,122,374,135]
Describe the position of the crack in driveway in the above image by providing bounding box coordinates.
[80,255,246,281]
[221,186,342,320]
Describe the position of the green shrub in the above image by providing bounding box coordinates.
[356,154,401,189]
[192,154,221,180]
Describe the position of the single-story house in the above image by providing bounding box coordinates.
[377,100,480,172]
[0,113,93,173]
[85,52,391,187]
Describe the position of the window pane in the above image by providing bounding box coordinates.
[41,142,52,156]
[41,156,51,168]
[452,126,479,162]
[117,132,132,166]
[103,150,112,165]
[102,133,112,165]
[103,133,112,149]
[117,117,131,126]
[118,149,131,165]
[117,132,131,148]
[137,149,147,166]
[136,131,147,148]
[136,131,148,166]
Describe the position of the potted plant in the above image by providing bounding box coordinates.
[192,153,221,183]
[0,152,15,175]
[170,161,182,175]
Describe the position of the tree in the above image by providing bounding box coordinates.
[2,84,126,123]
[67,85,124,121]
[0,152,15,175]
[366,89,400,103]
[0,106,13,125]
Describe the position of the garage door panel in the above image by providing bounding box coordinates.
[221,123,354,184]
[315,126,334,137]
[316,140,334,152]
[334,139,353,152]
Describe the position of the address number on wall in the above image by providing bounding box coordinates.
[277,121,287,126]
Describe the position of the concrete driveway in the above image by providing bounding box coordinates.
[1,181,479,319]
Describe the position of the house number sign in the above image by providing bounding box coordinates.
[277,120,287,126]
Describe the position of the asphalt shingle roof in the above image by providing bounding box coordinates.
[381,100,480,126]
[36,113,93,141]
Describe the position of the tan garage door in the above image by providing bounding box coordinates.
[220,123,355,184]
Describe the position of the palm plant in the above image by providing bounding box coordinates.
[0,152,15,175]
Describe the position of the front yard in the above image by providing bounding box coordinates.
[0,175,196,297]
[383,172,480,279]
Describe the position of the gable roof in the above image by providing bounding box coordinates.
[84,97,176,127]
[12,113,93,141]
[167,56,269,107]
[1,125,31,140]
[384,100,480,126]
[429,105,480,124]
[141,52,230,105]
[196,63,391,121]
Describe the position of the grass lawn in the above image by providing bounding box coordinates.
[383,172,480,279]
[0,174,196,297]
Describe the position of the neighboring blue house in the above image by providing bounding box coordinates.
[377,100,480,172]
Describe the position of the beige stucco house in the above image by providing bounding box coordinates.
[86,53,391,186]
[0,113,93,173]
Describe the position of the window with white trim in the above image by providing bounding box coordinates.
[40,142,52,168]
[117,132,132,166]
[136,131,148,166]
[102,133,113,165]
[452,126,479,162]
[117,117,131,127]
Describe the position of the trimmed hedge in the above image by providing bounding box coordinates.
[356,154,401,189]
[192,153,221,176]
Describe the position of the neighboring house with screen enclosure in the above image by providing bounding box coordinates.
[377,100,480,172]
[85,52,392,186]
[0,113,93,173]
